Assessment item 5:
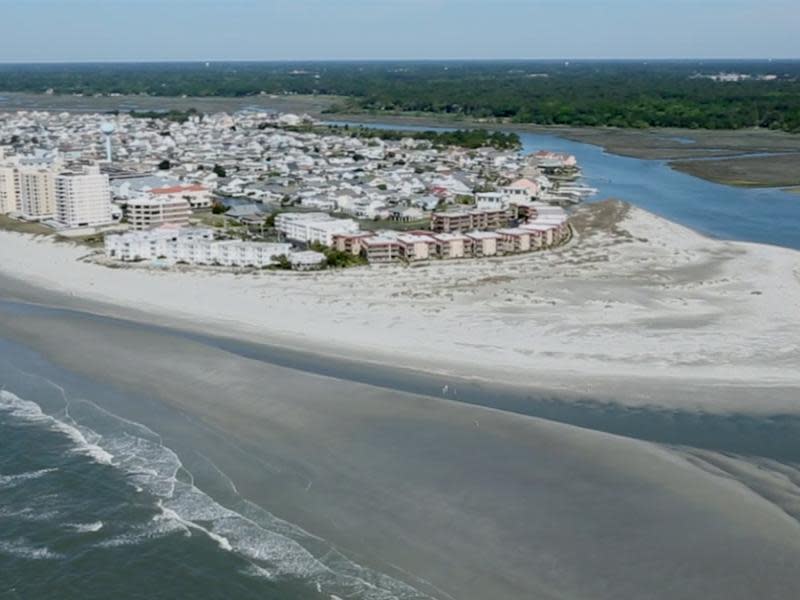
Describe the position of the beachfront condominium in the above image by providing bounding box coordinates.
[126,195,192,230]
[55,165,114,228]
[0,164,18,214]
[16,165,57,220]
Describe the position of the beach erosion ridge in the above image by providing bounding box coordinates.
[2,199,800,600]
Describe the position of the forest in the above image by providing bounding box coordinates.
[1,61,799,132]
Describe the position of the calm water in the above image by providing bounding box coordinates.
[329,120,800,250]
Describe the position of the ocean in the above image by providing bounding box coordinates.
[0,340,431,600]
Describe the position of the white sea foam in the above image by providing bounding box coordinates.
[0,386,430,600]
[0,390,114,466]
[0,539,63,561]
[66,521,104,533]
[0,468,57,489]
[0,506,61,523]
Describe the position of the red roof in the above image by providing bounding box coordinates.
[151,184,207,195]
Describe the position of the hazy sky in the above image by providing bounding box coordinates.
[0,0,797,61]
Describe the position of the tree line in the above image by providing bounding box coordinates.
[1,61,799,132]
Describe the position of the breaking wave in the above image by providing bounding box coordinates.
[0,383,431,600]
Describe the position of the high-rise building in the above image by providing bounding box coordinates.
[55,165,113,228]
[17,164,57,220]
[0,163,19,214]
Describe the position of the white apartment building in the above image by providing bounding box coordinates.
[105,227,293,268]
[275,212,359,246]
[126,195,192,230]
[55,165,113,228]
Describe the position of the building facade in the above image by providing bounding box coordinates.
[275,212,360,246]
[55,165,113,228]
[17,166,57,220]
[126,196,192,230]
[105,227,292,268]
[0,164,18,214]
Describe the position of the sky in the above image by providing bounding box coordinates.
[0,0,797,62]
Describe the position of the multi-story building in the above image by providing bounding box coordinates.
[55,165,113,228]
[465,231,501,257]
[332,232,374,256]
[0,163,18,214]
[149,183,213,210]
[431,208,508,233]
[126,195,192,230]
[361,235,402,263]
[432,232,469,259]
[501,178,540,202]
[275,212,359,246]
[497,228,532,253]
[17,164,57,220]
[105,227,293,268]
[397,233,437,262]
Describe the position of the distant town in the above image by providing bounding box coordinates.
[0,109,595,270]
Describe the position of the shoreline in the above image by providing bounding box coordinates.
[1,200,799,414]
[3,265,800,600]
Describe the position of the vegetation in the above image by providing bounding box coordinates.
[321,124,521,149]
[211,201,230,214]
[129,108,199,123]
[309,241,367,268]
[212,164,227,178]
[272,254,292,270]
[2,61,800,132]
[157,159,171,170]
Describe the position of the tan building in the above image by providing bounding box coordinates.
[126,195,191,230]
[17,165,57,220]
[466,231,501,257]
[0,164,18,214]
[431,208,508,233]
[432,233,469,259]
[397,233,437,262]
[361,236,402,263]
[497,228,532,253]
[332,232,375,256]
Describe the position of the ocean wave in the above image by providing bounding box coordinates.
[0,539,63,561]
[0,390,114,466]
[0,386,430,600]
[0,467,58,490]
[66,521,104,533]
[0,506,61,523]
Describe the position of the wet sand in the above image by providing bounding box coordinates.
[3,297,800,600]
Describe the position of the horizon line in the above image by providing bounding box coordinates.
[0,57,799,65]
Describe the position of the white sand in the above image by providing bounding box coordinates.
[2,201,799,407]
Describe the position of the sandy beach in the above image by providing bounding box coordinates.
[1,200,799,413]
[2,201,800,598]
